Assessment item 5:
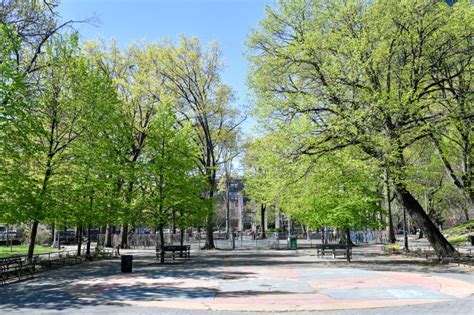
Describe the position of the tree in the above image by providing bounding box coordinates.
[0,0,83,75]
[155,37,243,249]
[0,23,30,226]
[85,41,170,248]
[247,0,471,257]
[245,128,383,245]
[139,104,205,263]
[2,34,117,259]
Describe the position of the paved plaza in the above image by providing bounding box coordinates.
[0,248,473,314]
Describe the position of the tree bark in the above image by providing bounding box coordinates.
[225,177,231,235]
[180,229,184,257]
[120,224,128,249]
[339,228,354,246]
[394,183,457,257]
[105,225,111,247]
[159,226,165,264]
[105,224,113,247]
[204,216,215,249]
[77,226,83,256]
[402,206,409,252]
[86,226,91,256]
[385,170,396,243]
[261,203,266,239]
[27,221,39,260]
[204,189,215,249]
[346,228,351,263]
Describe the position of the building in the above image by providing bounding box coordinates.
[215,178,255,232]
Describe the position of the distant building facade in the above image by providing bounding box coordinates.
[215,178,255,232]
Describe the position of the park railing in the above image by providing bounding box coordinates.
[0,247,118,285]
[95,229,393,251]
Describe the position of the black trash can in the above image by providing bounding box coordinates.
[121,255,133,273]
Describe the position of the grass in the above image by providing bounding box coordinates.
[0,244,59,258]
[445,220,473,246]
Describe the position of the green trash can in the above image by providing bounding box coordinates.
[288,236,297,250]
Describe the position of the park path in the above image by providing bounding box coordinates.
[0,248,473,314]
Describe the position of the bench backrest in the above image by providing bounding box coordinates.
[163,245,190,251]
[0,257,23,269]
[316,244,352,249]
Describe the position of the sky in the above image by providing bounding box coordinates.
[57,0,274,134]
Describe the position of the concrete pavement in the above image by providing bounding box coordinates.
[0,248,473,314]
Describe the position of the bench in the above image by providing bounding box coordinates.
[315,244,352,260]
[157,245,191,260]
[0,256,35,284]
[93,248,117,260]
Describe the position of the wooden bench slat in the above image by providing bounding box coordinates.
[157,245,191,260]
[315,244,352,260]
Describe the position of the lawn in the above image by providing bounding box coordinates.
[0,244,60,258]
[446,220,474,246]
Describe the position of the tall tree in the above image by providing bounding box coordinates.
[247,0,472,256]
[155,37,242,249]
[85,41,168,248]
[139,104,205,263]
[12,35,116,259]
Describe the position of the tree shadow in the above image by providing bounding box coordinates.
[1,250,471,312]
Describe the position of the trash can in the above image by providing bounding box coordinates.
[121,255,133,273]
[288,236,297,250]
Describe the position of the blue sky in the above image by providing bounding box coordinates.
[57,0,273,134]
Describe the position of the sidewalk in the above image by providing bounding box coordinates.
[0,248,472,314]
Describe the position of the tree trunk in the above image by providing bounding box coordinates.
[172,210,177,234]
[464,208,470,222]
[204,189,215,249]
[226,180,231,235]
[27,221,39,260]
[346,228,351,263]
[261,204,266,239]
[339,228,354,246]
[180,229,184,257]
[86,227,91,256]
[121,224,128,249]
[105,224,113,247]
[385,170,396,243]
[159,226,165,264]
[77,226,83,256]
[402,206,409,252]
[394,183,457,257]
[418,229,424,239]
[205,218,215,249]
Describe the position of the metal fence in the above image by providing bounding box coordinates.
[96,229,391,250]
